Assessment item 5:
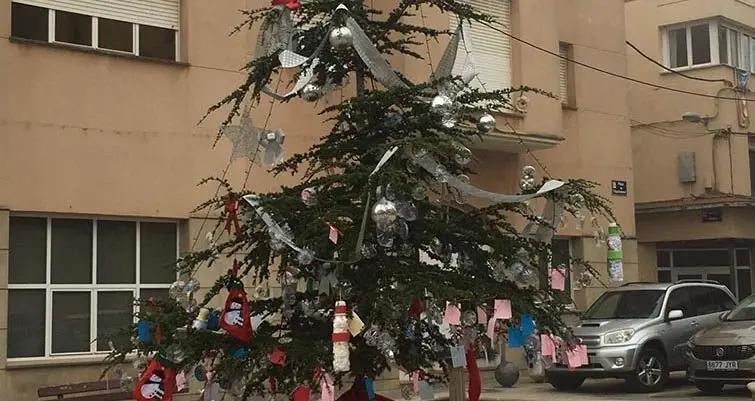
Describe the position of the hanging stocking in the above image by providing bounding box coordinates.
[133,300,177,401]
[219,259,253,343]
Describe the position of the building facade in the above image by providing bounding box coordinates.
[0,0,634,398]
[626,0,755,300]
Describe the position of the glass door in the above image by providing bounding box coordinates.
[672,267,733,293]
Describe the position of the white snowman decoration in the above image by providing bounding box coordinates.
[140,371,166,400]
[223,297,245,326]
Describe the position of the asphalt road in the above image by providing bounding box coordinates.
[487,373,752,401]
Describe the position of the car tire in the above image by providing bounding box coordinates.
[625,347,669,393]
[546,373,585,391]
[695,382,724,394]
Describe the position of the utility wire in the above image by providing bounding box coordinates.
[625,40,731,84]
[483,21,749,102]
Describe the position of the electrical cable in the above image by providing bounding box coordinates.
[482,21,750,102]
[625,40,732,84]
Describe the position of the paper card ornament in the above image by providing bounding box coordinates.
[493,300,511,319]
[321,373,335,401]
[550,268,566,291]
[270,347,287,366]
[328,223,341,244]
[567,345,588,368]
[219,285,253,343]
[363,377,376,401]
[348,311,365,336]
[137,319,151,343]
[293,386,311,401]
[419,381,434,401]
[476,307,487,324]
[450,345,467,368]
[540,334,556,357]
[442,303,461,325]
[175,371,187,392]
[133,359,176,401]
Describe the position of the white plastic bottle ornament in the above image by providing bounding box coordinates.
[606,223,624,282]
[333,301,351,372]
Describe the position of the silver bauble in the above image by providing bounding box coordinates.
[521,165,536,178]
[477,113,496,133]
[329,26,353,50]
[430,95,454,114]
[453,143,473,165]
[371,197,398,227]
[301,84,321,102]
[494,361,520,387]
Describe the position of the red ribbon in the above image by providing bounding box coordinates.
[225,195,241,235]
[466,345,481,401]
[332,332,350,342]
[335,305,347,314]
[232,258,239,277]
[148,297,162,345]
[271,0,301,10]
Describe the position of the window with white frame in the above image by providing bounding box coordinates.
[10,0,180,61]
[450,0,512,91]
[663,19,755,72]
[7,216,178,359]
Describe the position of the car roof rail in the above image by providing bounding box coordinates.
[620,282,657,287]
[674,279,721,285]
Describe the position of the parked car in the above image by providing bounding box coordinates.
[546,280,737,393]
[686,294,755,393]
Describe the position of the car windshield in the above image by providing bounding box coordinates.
[582,290,665,320]
[725,295,755,321]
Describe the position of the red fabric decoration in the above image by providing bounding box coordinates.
[336,383,394,401]
[408,299,423,318]
[270,347,287,366]
[224,195,241,235]
[292,386,311,401]
[271,0,301,10]
[466,345,481,401]
[133,359,176,401]
[219,286,253,343]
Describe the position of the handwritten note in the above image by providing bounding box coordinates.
[450,345,467,367]
[443,303,461,326]
[540,334,555,357]
[566,345,588,368]
[476,306,487,324]
[493,299,512,319]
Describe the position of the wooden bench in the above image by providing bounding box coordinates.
[38,379,189,401]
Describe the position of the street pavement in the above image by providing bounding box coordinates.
[381,373,753,401]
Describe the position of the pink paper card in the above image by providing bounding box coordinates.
[550,268,566,291]
[321,373,335,401]
[540,334,555,357]
[443,303,461,326]
[493,299,512,319]
[328,224,340,244]
[476,307,487,324]
[175,370,187,391]
[412,371,420,393]
[566,345,588,368]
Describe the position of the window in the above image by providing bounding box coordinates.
[690,287,735,315]
[664,19,755,72]
[7,216,178,358]
[666,287,693,317]
[558,42,574,106]
[450,0,512,91]
[665,23,712,68]
[10,0,179,61]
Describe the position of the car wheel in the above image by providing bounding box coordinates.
[626,347,669,392]
[546,373,585,391]
[695,382,724,394]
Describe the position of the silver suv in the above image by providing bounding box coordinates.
[546,280,737,393]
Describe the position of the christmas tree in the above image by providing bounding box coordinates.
[107,1,615,400]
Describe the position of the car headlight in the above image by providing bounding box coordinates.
[603,329,635,345]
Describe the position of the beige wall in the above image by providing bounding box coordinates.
[0,0,635,398]
[626,0,755,205]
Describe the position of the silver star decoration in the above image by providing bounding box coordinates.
[222,114,262,162]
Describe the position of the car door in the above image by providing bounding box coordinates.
[664,287,699,367]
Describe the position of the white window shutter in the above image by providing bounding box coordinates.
[449,0,512,91]
[558,44,569,103]
[14,0,180,29]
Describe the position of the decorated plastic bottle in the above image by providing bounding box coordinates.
[192,308,210,330]
[606,223,624,282]
[332,301,351,372]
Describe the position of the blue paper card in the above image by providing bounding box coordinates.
[419,381,434,401]
[450,345,467,368]
[364,377,375,401]
[136,320,150,343]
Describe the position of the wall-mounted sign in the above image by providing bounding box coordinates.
[611,180,628,196]
[701,208,723,222]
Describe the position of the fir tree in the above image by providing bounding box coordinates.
[108,1,614,400]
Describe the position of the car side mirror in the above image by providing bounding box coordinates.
[667,309,684,321]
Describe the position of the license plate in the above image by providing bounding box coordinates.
[706,361,738,371]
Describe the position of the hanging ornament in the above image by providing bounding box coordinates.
[297,248,315,265]
[371,197,398,228]
[606,223,624,282]
[361,243,378,259]
[219,259,254,343]
[461,310,478,327]
[575,211,586,231]
[592,217,604,247]
[271,0,301,11]
[477,113,496,133]
[395,200,418,222]
[431,95,453,113]
[386,111,403,128]
[333,301,351,372]
[519,165,537,191]
[258,129,286,166]
[301,84,322,102]
[363,325,380,347]
[301,187,318,206]
[376,227,395,248]
[569,193,585,210]
[133,359,176,401]
[377,332,398,363]
[169,280,186,300]
[434,165,450,183]
[192,308,210,330]
[453,143,473,165]
[411,185,427,200]
[329,26,354,50]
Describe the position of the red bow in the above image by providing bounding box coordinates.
[225,195,241,235]
[272,0,301,10]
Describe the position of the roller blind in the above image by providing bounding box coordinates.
[14,0,180,30]
[450,0,512,91]
[558,43,569,103]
